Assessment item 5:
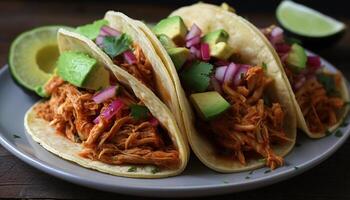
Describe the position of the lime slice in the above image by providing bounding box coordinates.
[9,26,70,96]
[277,1,345,37]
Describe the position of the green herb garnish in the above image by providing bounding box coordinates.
[180,61,213,92]
[264,169,271,174]
[151,167,160,174]
[128,166,137,172]
[316,73,339,96]
[325,130,332,136]
[262,62,268,71]
[130,104,150,120]
[335,130,343,137]
[13,134,21,139]
[102,34,132,58]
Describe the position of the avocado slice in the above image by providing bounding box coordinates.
[153,16,187,45]
[167,47,190,70]
[157,34,177,49]
[75,19,109,40]
[190,91,230,121]
[202,29,233,60]
[211,42,234,60]
[202,29,229,44]
[180,61,213,92]
[286,43,307,73]
[57,51,109,90]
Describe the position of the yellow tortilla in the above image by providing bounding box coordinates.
[24,29,189,178]
[139,3,297,172]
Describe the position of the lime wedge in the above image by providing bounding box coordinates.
[9,26,70,96]
[277,1,345,37]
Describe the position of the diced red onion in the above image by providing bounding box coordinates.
[186,23,202,40]
[275,43,291,54]
[186,35,201,48]
[307,56,321,69]
[270,26,284,45]
[123,50,137,65]
[92,86,118,104]
[210,76,223,94]
[96,35,104,47]
[224,63,240,84]
[233,65,249,86]
[200,43,210,61]
[190,46,201,58]
[93,99,124,124]
[100,26,121,37]
[215,66,227,82]
[293,76,306,90]
[149,117,159,127]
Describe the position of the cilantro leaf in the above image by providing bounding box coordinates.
[102,34,132,58]
[75,19,108,40]
[151,167,160,174]
[130,104,150,120]
[128,166,137,172]
[180,61,213,92]
[316,73,339,96]
[262,62,268,71]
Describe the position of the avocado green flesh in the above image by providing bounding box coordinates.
[286,43,307,72]
[75,19,109,40]
[202,29,229,44]
[277,1,345,37]
[190,91,230,121]
[153,16,187,45]
[9,26,69,97]
[202,30,232,60]
[57,51,109,90]
[158,34,176,49]
[168,47,190,70]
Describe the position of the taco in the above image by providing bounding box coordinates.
[260,25,349,138]
[137,3,297,172]
[24,29,189,178]
[71,12,187,138]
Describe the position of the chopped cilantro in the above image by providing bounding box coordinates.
[130,104,150,120]
[264,169,271,174]
[128,166,137,172]
[13,134,21,139]
[245,176,250,179]
[335,130,343,137]
[151,167,160,174]
[325,129,332,136]
[316,74,340,96]
[262,62,268,71]
[180,61,213,92]
[102,34,132,58]
[75,19,108,40]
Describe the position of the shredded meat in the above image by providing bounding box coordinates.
[209,67,291,169]
[294,75,344,133]
[34,77,179,169]
[113,44,155,90]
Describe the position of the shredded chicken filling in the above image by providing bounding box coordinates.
[209,67,291,169]
[35,77,179,169]
[113,44,155,90]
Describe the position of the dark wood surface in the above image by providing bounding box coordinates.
[1,1,350,199]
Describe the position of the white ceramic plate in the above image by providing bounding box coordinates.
[0,54,349,197]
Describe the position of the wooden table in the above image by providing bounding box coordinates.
[1,1,350,199]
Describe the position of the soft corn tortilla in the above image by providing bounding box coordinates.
[139,3,297,172]
[24,29,189,178]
